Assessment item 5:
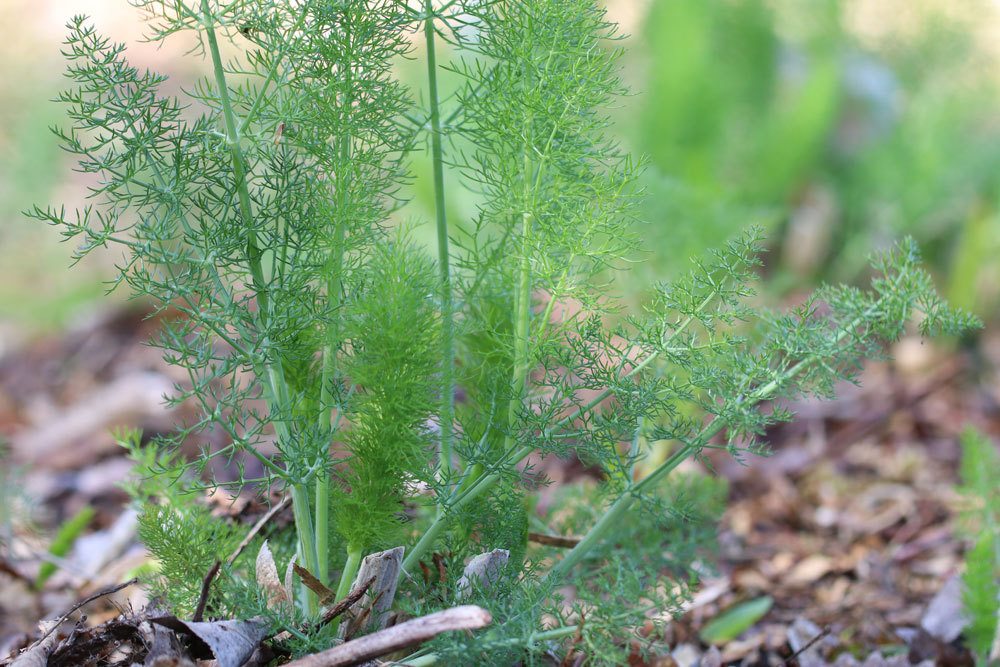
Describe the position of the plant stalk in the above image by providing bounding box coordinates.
[201,0,319,612]
[330,547,363,635]
[423,0,456,488]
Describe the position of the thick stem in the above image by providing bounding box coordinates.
[423,0,455,487]
[291,484,320,613]
[330,548,363,635]
[315,6,358,588]
[315,476,329,584]
[501,124,536,452]
[202,0,318,611]
[316,218,345,587]
[336,548,364,601]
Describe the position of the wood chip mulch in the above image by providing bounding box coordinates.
[0,306,997,665]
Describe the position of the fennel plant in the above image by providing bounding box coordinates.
[30,0,978,663]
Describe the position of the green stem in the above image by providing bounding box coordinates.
[403,444,533,572]
[201,0,319,612]
[314,5,358,589]
[501,122,536,454]
[315,214,345,587]
[330,547,363,635]
[314,474,330,584]
[336,548,364,601]
[423,0,455,489]
[290,483,319,610]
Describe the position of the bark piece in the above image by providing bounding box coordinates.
[340,547,404,640]
[285,605,492,667]
[10,621,59,667]
[149,617,268,667]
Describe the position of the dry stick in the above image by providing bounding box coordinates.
[781,626,830,666]
[527,532,581,549]
[282,606,492,667]
[271,576,377,644]
[32,578,137,646]
[227,495,291,567]
[316,577,376,629]
[192,560,221,623]
[192,495,291,622]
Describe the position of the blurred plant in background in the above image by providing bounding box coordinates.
[2,0,1000,332]
[625,0,1000,319]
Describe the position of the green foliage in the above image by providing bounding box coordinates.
[630,0,1000,307]
[957,428,1000,661]
[700,596,774,645]
[120,430,247,616]
[31,0,980,663]
[137,501,243,617]
[334,238,441,554]
[34,506,95,590]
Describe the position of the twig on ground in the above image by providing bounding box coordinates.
[227,495,291,567]
[33,578,137,646]
[317,577,377,629]
[782,626,830,666]
[283,605,492,667]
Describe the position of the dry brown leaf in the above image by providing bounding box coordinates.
[786,555,834,587]
[293,562,333,604]
[255,541,289,610]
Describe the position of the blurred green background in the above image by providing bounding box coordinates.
[2,0,998,337]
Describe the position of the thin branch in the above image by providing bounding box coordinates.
[283,606,492,667]
[33,579,138,646]
[527,532,581,549]
[226,495,291,567]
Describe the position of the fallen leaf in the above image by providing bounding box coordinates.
[786,554,834,587]
[150,617,268,667]
[920,575,967,642]
[456,549,509,599]
[293,562,333,604]
[255,541,289,610]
